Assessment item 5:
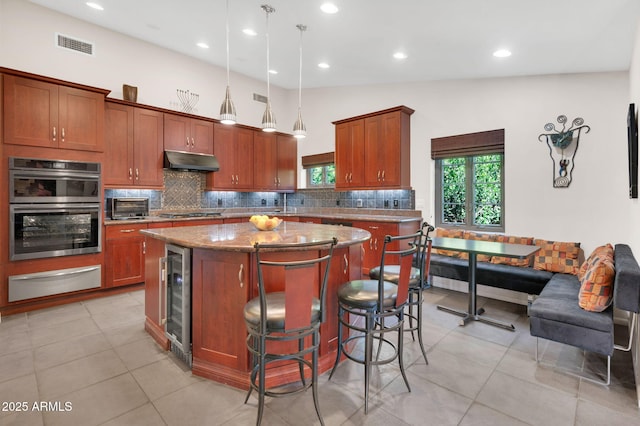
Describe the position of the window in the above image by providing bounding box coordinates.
[302,152,335,188]
[307,164,335,188]
[436,154,504,230]
[431,129,505,231]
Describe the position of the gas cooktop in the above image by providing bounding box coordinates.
[159,212,223,218]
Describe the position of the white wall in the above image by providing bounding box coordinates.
[1,0,637,256]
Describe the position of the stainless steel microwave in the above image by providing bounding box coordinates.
[107,197,149,220]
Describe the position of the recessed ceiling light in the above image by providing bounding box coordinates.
[320,3,339,14]
[196,42,209,49]
[318,62,330,69]
[86,2,103,10]
[393,52,408,60]
[243,28,257,36]
[269,69,278,75]
[493,49,512,58]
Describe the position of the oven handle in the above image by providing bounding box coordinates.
[9,266,101,280]
[10,169,101,180]
[11,203,101,213]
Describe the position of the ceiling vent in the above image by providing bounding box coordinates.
[253,93,268,104]
[55,33,95,56]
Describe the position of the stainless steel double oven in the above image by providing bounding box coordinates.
[9,157,101,261]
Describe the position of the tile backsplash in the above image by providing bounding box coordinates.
[105,170,415,212]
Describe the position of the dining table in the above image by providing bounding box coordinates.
[431,236,541,331]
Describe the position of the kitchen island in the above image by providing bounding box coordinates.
[141,221,371,389]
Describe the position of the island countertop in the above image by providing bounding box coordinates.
[140,221,371,251]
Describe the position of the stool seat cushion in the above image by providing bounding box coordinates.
[337,279,398,310]
[369,265,421,287]
[243,292,321,331]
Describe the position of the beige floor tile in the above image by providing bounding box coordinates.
[102,320,149,348]
[26,303,91,329]
[434,329,508,368]
[578,377,640,418]
[36,349,128,400]
[101,402,167,426]
[33,332,112,371]
[575,397,640,425]
[458,403,529,426]
[0,374,41,422]
[0,329,32,356]
[82,292,142,316]
[91,304,145,331]
[113,335,168,370]
[28,317,101,348]
[0,349,34,383]
[131,357,202,401]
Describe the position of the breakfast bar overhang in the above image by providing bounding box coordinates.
[141,221,371,389]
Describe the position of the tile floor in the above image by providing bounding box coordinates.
[1,287,639,425]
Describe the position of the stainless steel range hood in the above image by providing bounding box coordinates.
[163,150,219,172]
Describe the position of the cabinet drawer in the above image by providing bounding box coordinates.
[105,223,147,239]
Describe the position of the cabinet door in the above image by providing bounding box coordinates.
[234,127,254,189]
[365,111,401,187]
[277,134,297,191]
[191,118,214,155]
[209,124,236,189]
[192,250,250,370]
[163,113,190,152]
[133,108,164,187]
[3,75,57,148]
[105,224,146,287]
[104,102,134,186]
[58,86,104,152]
[144,236,170,349]
[253,131,278,190]
[353,221,399,275]
[335,119,364,189]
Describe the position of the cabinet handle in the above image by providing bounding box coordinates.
[135,168,140,180]
[186,137,190,147]
[238,264,244,288]
[369,226,379,230]
[119,229,137,233]
[191,137,195,147]
[236,174,239,184]
[61,127,65,141]
[128,168,133,180]
[277,177,281,185]
[369,239,373,250]
[377,170,381,181]
[159,257,167,326]
[374,238,378,251]
[345,173,349,182]
[381,170,385,181]
[52,126,56,142]
[142,241,146,255]
[343,254,349,275]
[349,172,352,182]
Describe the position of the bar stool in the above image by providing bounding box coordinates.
[328,232,419,414]
[368,222,434,364]
[243,238,337,426]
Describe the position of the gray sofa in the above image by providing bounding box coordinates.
[529,244,640,384]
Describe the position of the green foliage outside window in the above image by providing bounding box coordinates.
[308,164,335,187]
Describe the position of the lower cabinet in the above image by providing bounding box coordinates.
[353,220,421,275]
[105,223,147,287]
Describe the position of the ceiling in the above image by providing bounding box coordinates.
[29,0,640,90]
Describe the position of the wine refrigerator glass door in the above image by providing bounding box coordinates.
[165,244,191,365]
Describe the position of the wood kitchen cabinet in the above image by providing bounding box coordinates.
[104,101,164,188]
[3,74,105,152]
[105,223,147,288]
[334,106,413,190]
[253,132,298,192]
[163,113,214,155]
[353,219,420,275]
[206,123,254,190]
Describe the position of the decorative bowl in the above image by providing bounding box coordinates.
[249,215,283,231]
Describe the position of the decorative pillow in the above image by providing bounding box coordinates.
[578,256,615,312]
[490,235,535,267]
[533,239,581,275]
[433,228,464,257]
[460,231,496,262]
[578,243,614,282]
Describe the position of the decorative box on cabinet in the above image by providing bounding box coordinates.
[163,113,214,155]
[333,106,413,190]
[3,73,106,152]
[206,123,254,190]
[104,101,164,188]
[253,132,298,192]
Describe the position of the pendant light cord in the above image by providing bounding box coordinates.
[297,25,304,110]
[225,0,230,86]
[265,8,271,103]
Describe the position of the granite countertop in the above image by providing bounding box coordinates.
[140,222,372,252]
[105,209,423,225]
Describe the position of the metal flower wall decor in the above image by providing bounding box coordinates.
[538,115,590,188]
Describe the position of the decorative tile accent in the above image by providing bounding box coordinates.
[162,170,202,209]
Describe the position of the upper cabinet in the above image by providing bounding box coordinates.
[206,123,254,190]
[163,113,214,155]
[3,74,105,152]
[253,132,297,192]
[104,101,164,188]
[334,106,414,190]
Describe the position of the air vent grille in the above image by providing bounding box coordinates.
[56,33,94,56]
[253,93,268,104]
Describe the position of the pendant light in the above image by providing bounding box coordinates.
[219,0,236,124]
[261,4,276,132]
[293,24,307,139]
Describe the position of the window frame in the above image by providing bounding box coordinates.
[435,153,505,232]
[306,164,335,188]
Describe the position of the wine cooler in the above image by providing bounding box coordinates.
[164,244,192,366]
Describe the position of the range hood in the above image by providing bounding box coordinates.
[163,150,219,172]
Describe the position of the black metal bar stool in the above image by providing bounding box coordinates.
[328,232,419,414]
[243,238,338,425]
[368,222,434,364]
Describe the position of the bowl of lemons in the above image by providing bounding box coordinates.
[249,215,283,231]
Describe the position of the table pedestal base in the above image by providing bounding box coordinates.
[436,304,515,331]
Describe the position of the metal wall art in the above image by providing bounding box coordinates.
[538,115,590,188]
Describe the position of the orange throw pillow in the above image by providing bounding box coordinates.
[433,228,464,257]
[578,243,614,281]
[578,257,615,312]
[533,239,581,275]
[490,235,535,267]
[461,231,496,262]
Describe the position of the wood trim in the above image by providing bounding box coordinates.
[431,128,505,159]
[301,151,334,167]
[0,67,111,96]
[332,105,415,125]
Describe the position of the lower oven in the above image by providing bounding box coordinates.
[162,244,192,366]
[10,203,101,261]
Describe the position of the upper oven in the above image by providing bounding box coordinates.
[10,157,100,204]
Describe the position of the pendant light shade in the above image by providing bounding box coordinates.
[219,0,236,125]
[293,24,307,139]
[261,4,276,132]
